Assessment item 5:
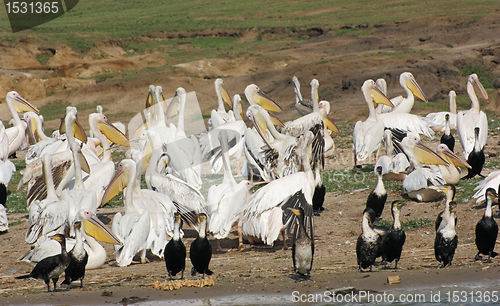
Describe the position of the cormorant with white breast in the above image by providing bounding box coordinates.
[289,205,314,279]
[434,204,458,267]
[440,113,455,152]
[366,166,387,219]
[475,188,498,263]
[61,221,88,288]
[380,201,406,269]
[356,208,381,272]
[16,234,70,292]
[190,213,213,278]
[165,213,186,279]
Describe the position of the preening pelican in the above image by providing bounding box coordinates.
[353,79,394,170]
[164,87,203,190]
[207,130,252,251]
[426,90,457,132]
[211,78,234,124]
[19,210,122,270]
[457,74,489,160]
[240,131,315,248]
[400,133,450,202]
[292,76,315,116]
[379,72,427,113]
[3,91,39,156]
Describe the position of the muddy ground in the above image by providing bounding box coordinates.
[1,14,500,305]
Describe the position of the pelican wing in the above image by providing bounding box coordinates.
[473,170,500,203]
[379,113,434,138]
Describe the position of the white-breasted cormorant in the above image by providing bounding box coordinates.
[61,221,88,288]
[190,213,213,278]
[165,213,186,279]
[16,234,70,292]
[440,114,455,152]
[356,208,381,272]
[380,201,406,269]
[435,185,457,232]
[366,166,387,218]
[475,188,498,263]
[289,206,314,278]
[464,127,485,179]
[434,204,458,267]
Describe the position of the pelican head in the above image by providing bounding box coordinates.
[91,113,129,146]
[402,133,448,166]
[469,74,489,100]
[362,79,394,108]
[318,101,340,134]
[401,72,427,102]
[435,144,471,169]
[101,159,134,206]
[5,91,40,114]
[59,108,87,144]
[146,85,156,108]
[244,84,283,113]
[215,78,233,108]
[80,210,122,245]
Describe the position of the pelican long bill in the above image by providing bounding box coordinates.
[82,211,122,245]
[253,89,283,113]
[406,77,427,102]
[414,141,449,165]
[101,166,129,206]
[13,94,40,114]
[98,120,130,147]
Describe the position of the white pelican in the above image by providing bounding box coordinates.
[207,130,252,251]
[244,84,284,127]
[433,143,471,185]
[400,133,450,201]
[103,159,168,266]
[24,111,68,165]
[318,101,335,153]
[164,87,203,189]
[0,122,14,231]
[457,74,489,160]
[353,79,394,171]
[426,90,457,132]
[292,76,315,116]
[3,91,39,156]
[210,78,235,125]
[473,170,500,203]
[19,210,122,270]
[379,72,427,113]
[240,131,315,248]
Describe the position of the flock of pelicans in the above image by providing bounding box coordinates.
[0,71,498,292]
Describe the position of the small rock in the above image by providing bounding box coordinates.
[387,275,401,284]
[102,291,113,297]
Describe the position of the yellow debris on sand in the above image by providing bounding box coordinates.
[152,276,215,291]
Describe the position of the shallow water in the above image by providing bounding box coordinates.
[136,278,500,305]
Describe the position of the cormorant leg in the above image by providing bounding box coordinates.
[486,252,493,264]
[180,270,184,280]
[191,267,196,277]
[52,278,58,292]
[369,265,372,272]
[394,260,398,270]
[474,253,483,261]
[281,229,288,250]
[80,278,84,288]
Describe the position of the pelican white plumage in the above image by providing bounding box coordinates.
[433,143,471,185]
[211,78,234,125]
[400,133,450,201]
[353,79,394,170]
[240,131,315,248]
[426,90,457,132]
[104,159,152,266]
[3,91,40,156]
[379,72,427,113]
[473,170,500,203]
[374,129,409,181]
[164,87,203,189]
[457,74,489,160]
[318,101,335,153]
[0,123,14,232]
[19,210,122,270]
[207,130,252,251]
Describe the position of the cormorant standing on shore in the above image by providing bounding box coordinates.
[16,234,70,292]
[61,221,88,288]
[165,213,186,279]
[356,208,381,272]
[464,127,485,179]
[289,206,314,278]
[380,201,406,269]
[190,213,213,278]
[366,166,387,218]
[475,188,498,263]
[440,114,455,152]
[434,204,458,267]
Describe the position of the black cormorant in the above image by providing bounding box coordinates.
[356,208,381,272]
[190,213,213,278]
[165,213,186,279]
[440,114,455,152]
[312,182,325,216]
[61,221,88,288]
[434,204,458,267]
[475,188,498,263]
[366,166,387,218]
[16,234,70,292]
[289,207,314,278]
[464,127,485,179]
[380,201,406,269]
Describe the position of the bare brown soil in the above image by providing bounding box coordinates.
[1,14,500,305]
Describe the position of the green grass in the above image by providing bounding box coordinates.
[6,160,28,213]
[38,100,72,121]
[376,217,433,231]
[460,64,496,89]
